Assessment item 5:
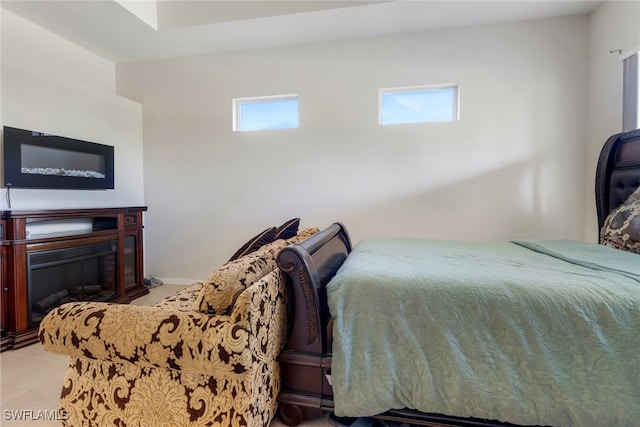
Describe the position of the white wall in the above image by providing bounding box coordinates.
[118,15,590,282]
[1,9,144,210]
[584,0,640,241]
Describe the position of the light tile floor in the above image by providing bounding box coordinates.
[0,284,330,427]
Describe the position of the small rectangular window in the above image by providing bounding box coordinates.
[379,85,458,125]
[233,94,299,132]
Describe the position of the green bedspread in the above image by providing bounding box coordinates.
[326,238,640,427]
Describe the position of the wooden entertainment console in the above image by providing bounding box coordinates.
[0,207,148,351]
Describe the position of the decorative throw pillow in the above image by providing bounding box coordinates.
[194,239,288,314]
[287,227,320,244]
[600,185,640,254]
[228,227,277,262]
[274,218,300,240]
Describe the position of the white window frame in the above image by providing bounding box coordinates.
[232,94,299,132]
[378,84,459,125]
[622,48,639,132]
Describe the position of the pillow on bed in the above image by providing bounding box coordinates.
[228,227,277,262]
[600,185,640,254]
[194,239,288,314]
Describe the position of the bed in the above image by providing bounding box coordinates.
[275,129,640,427]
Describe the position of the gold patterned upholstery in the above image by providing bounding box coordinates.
[39,262,293,426]
[193,240,288,315]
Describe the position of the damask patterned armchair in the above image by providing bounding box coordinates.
[39,227,317,427]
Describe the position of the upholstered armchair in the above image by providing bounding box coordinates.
[38,226,317,427]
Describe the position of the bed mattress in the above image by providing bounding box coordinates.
[326,238,640,427]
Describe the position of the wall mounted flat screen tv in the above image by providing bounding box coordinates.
[3,126,114,190]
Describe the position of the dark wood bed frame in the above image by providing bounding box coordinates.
[275,129,640,427]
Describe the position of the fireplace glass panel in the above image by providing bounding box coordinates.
[123,234,138,289]
[28,240,118,327]
[21,143,106,179]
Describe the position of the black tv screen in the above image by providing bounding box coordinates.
[3,126,114,190]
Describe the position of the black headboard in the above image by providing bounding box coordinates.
[595,128,640,233]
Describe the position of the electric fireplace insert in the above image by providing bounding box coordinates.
[3,126,114,189]
[27,240,118,327]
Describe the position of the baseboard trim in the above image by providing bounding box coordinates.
[154,277,200,286]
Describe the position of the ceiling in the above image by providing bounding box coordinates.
[1,0,602,64]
